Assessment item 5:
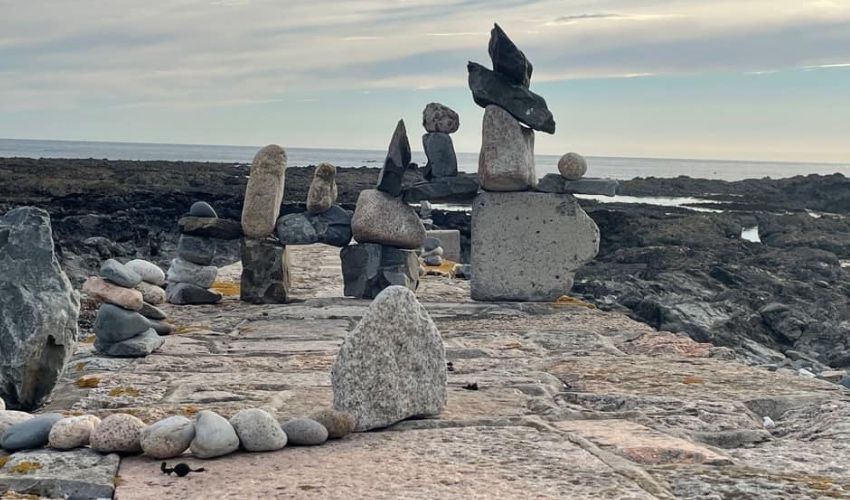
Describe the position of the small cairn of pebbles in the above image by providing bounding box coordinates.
[420,237,444,267]
[167,202,223,305]
[84,259,164,357]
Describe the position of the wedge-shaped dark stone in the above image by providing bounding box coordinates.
[489,23,533,87]
[402,175,480,203]
[467,62,555,134]
[178,216,242,240]
[376,120,412,197]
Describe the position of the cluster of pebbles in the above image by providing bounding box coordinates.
[82,258,170,357]
[167,202,224,305]
[0,405,354,460]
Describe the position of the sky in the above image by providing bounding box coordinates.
[1,0,849,162]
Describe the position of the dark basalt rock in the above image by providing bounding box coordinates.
[94,328,164,357]
[240,237,290,304]
[276,205,352,247]
[489,23,533,87]
[93,304,152,343]
[178,216,242,240]
[422,133,458,180]
[403,175,480,204]
[166,283,222,305]
[177,234,216,266]
[340,243,419,299]
[375,120,412,197]
[467,62,555,134]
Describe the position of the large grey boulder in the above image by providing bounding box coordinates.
[190,410,240,459]
[471,192,599,301]
[375,120,412,197]
[0,207,79,410]
[332,286,447,431]
[478,105,536,192]
[422,133,458,179]
[276,206,352,247]
[240,237,290,304]
[242,145,287,239]
[0,448,120,499]
[306,163,338,215]
[340,243,419,299]
[351,189,426,249]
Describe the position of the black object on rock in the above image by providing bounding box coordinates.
[161,462,206,477]
[376,120,412,197]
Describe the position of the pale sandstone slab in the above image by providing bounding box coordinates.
[115,426,654,500]
[555,419,732,466]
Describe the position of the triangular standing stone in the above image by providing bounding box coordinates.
[375,120,412,197]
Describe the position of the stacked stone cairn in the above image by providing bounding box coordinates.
[275,163,353,248]
[468,24,601,301]
[240,146,291,304]
[420,237,444,266]
[84,259,165,357]
[166,202,224,305]
[342,120,425,299]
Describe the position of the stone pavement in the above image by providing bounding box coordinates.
[13,245,850,498]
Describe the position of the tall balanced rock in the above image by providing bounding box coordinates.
[332,286,447,431]
[479,105,536,191]
[0,207,79,410]
[375,120,411,197]
[242,145,287,238]
[489,23,533,88]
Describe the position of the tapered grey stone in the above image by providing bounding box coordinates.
[93,304,152,343]
[139,302,167,320]
[177,234,216,266]
[422,133,458,179]
[479,105,536,192]
[375,120,411,197]
[242,145,287,239]
[340,244,419,299]
[332,286,447,431]
[167,257,218,288]
[471,192,599,301]
[0,207,79,410]
[240,238,290,304]
[0,413,62,451]
[94,328,164,358]
[489,23,533,87]
[307,163,338,215]
[467,62,555,134]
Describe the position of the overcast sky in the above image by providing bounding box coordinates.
[1,0,849,161]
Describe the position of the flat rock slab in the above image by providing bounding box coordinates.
[0,448,119,499]
[115,426,654,499]
[556,420,732,466]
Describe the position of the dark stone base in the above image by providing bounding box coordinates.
[240,237,290,304]
[178,216,243,239]
[402,175,480,203]
[340,243,419,299]
[276,205,353,247]
[536,174,619,197]
[166,283,223,305]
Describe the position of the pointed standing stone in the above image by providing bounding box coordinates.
[375,120,412,197]
[332,286,447,431]
[489,23,533,87]
[478,105,536,191]
[242,145,287,238]
[422,133,458,179]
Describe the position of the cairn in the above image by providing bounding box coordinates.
[240,146,290,304]
[276,163,353,248]
[468,24,600,301]
[342,120,424,299]
[84,259,164,357]
[166,202,224,305]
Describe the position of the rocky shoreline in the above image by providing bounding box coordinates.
[3,157,850,369]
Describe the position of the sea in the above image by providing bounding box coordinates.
[2,138,848,181]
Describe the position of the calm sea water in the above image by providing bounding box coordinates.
[1,138,848,181]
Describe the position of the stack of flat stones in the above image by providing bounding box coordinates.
[275,163,353,248]
[402,103,479,204]
[468,24,601,301]
[166,202,224,305]
[420,237,444,267]
[343,120,424,299]
[83,259,165,357]
[240,146,291,304]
